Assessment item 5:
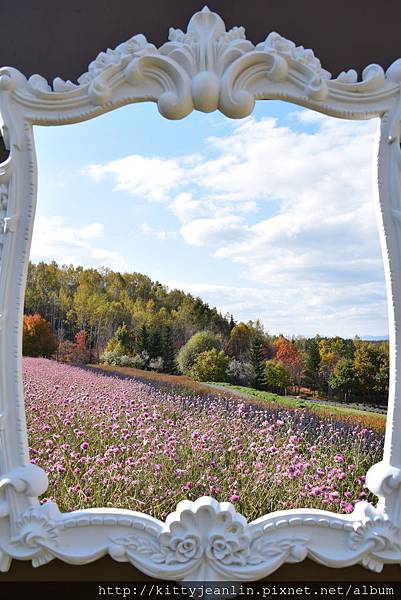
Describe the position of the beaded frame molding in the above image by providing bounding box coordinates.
[0,6,401,582]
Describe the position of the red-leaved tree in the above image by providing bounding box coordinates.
[274,337,304,390]
[58,330,93,364]
[23,314,58,358]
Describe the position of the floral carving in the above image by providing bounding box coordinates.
[349,504,401,553]
[76,34,157,86]
[163,533,202,564]
[258,31,331,81]
[13,6,400,116]
[159,6,254,78]
[108,533,166,564]
[7,502,60,567]
[248,535,310,564]
[206,531,250,566]
[32,34,157,94]
[10,502,60,548]
[2,4,401,582]
[255,31,331,100]
[158,498,251,570]
[2,496,401,578]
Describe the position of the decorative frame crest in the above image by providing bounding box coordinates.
[1,6,401,581]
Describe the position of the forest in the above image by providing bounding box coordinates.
[23,260,389,405]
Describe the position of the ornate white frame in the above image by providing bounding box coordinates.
[0,6,401,582]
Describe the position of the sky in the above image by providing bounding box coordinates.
[30,100,388,339]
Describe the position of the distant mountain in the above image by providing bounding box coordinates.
[360,335,389,341]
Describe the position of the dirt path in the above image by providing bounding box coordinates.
[90,364,386,427]
[201,382,260,402]
[202,382,387,415]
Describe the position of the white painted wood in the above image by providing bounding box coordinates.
[1,6,401,581]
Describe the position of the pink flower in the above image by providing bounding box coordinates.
[22,356,384,521]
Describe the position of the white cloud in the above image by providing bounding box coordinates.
[170,192,258,226]
[77,223,103,240]
[205,116,379,285]
[82,154,186,202]
[139,222,177,241]
[31,215,128,272]
[81,110,387,336]
[180,215,249,246]
[166,279,387,339]
[170,193,206,224]
[187,115,386,336]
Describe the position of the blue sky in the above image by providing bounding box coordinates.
[31,100,388,338]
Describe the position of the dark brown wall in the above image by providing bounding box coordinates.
[2,0,401,81]
[1,0,401,584]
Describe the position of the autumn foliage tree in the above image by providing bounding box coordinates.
[23,314,58,358]
[58,330,93,364]
[23,261,391,406]
[71,330,93,364]
[274,336,304,391]
[226,322,253,359]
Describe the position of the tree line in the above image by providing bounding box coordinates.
[23,261,389,405]
[24,260,232,353]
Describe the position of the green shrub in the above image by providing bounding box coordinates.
[177,331,221,375]
[100,350,124,366]
[190,348,229,382]
[100,348,154,370]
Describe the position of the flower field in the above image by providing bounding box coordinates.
[24,358,384,521]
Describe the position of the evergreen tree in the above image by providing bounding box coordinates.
[229,314,236,330]
[149,330,162,359]
[136,324,149,354]
[114,322,132,354]
[304,338,321,388]
[250,339,266,390]
[162,326,177,374]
